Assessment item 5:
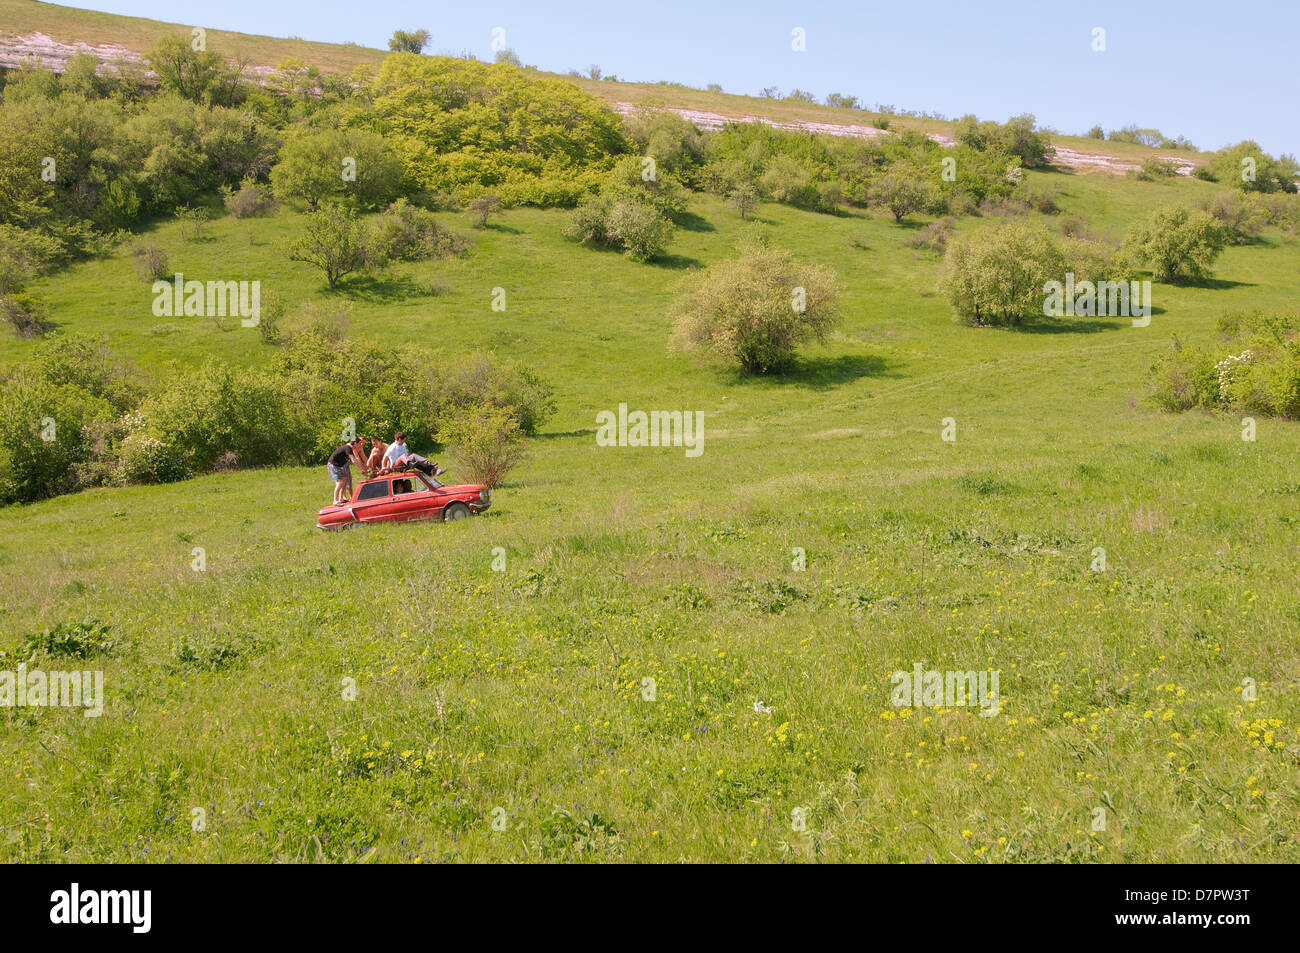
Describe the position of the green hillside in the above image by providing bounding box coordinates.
[1,0,1202,165]
[4,175,1300,860]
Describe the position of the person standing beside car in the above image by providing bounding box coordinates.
[327,437,366,505]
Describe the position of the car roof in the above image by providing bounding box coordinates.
[359,473,434,489]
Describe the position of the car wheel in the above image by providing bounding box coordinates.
[443,502,471,522]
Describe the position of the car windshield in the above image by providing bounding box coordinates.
[416,473,442,490]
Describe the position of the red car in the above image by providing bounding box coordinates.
[317,471,490,529]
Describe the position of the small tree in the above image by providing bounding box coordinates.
[729,183,759,220]
[146,33,220,101]
[175,204,212,242]
[436,406,526,489]
[494,49,522,67]
[467,193,502,228]
[389,30,430,53]
[132,244,170,282]
[671,239,840,373]
[1123,205,1227,283]
[288,204,367,289]
[1209,141,1300,194]
[869,167,940,223]
[270,127,404,210]
[606,200,673,262]
[938,222,1067,326]
[564,195,674,262]
[760,155,819,209]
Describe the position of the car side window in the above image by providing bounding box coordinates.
[355,481,390,502]
[392,479,414,495]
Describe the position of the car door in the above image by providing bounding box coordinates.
[389,476,436,522]
[351,479,396,523]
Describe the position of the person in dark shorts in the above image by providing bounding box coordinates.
[327,438,366,505]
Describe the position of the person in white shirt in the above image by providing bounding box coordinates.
[382,431,408,471]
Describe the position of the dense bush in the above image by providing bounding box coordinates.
[563,192,674,262]
[222,180,279,218]
[1206,141,1299,194]
[602,155,688,218]
[620,109,708,185]
[1147,338,1218,412]
[113,431,190,484]
[703,125,1019,219]
[271,126,405,210]
[0,328,553,504]
[939,222,1069,326]
[1196,191,1266,244]
[365,199,468,264]
[437,354,557,435]
[671,238,840,373]
[761,154,824,210]
[274,332,554,460]
[436,406,526,489]
[1254,193,1300,235]
[1106,125,1196,150]
[124,95,278,213]
[1123,205,1227,283]
[369,55,628,206]
[1131,157,1180,181]
[953,114,1055,169]
[867,166,941,222]
[905,217,956,253]
[604,200,675,262]
[1150,311,1300,419]
[134,362,288,474]
[0,335,137,503]
[0,226,62,294]
[940,144,1021,208]
[702,124,842,213]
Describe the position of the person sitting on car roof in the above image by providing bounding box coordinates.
[381,431,409,471]
[393,451,445,478]
[363,436,388,477]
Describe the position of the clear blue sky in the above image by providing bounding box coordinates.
[63,0,1298,157]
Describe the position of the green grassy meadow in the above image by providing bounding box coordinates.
[3,166,1300,862]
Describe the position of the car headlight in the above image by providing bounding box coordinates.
[479,489,490,501]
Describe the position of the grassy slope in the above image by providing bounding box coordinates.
[0,0,386,72]
[2,163,1299,861]
[3,0,1206,164]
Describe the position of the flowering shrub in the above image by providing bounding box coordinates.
[1150,311,1300,418]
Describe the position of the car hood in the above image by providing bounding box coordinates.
[437,484,487,495]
